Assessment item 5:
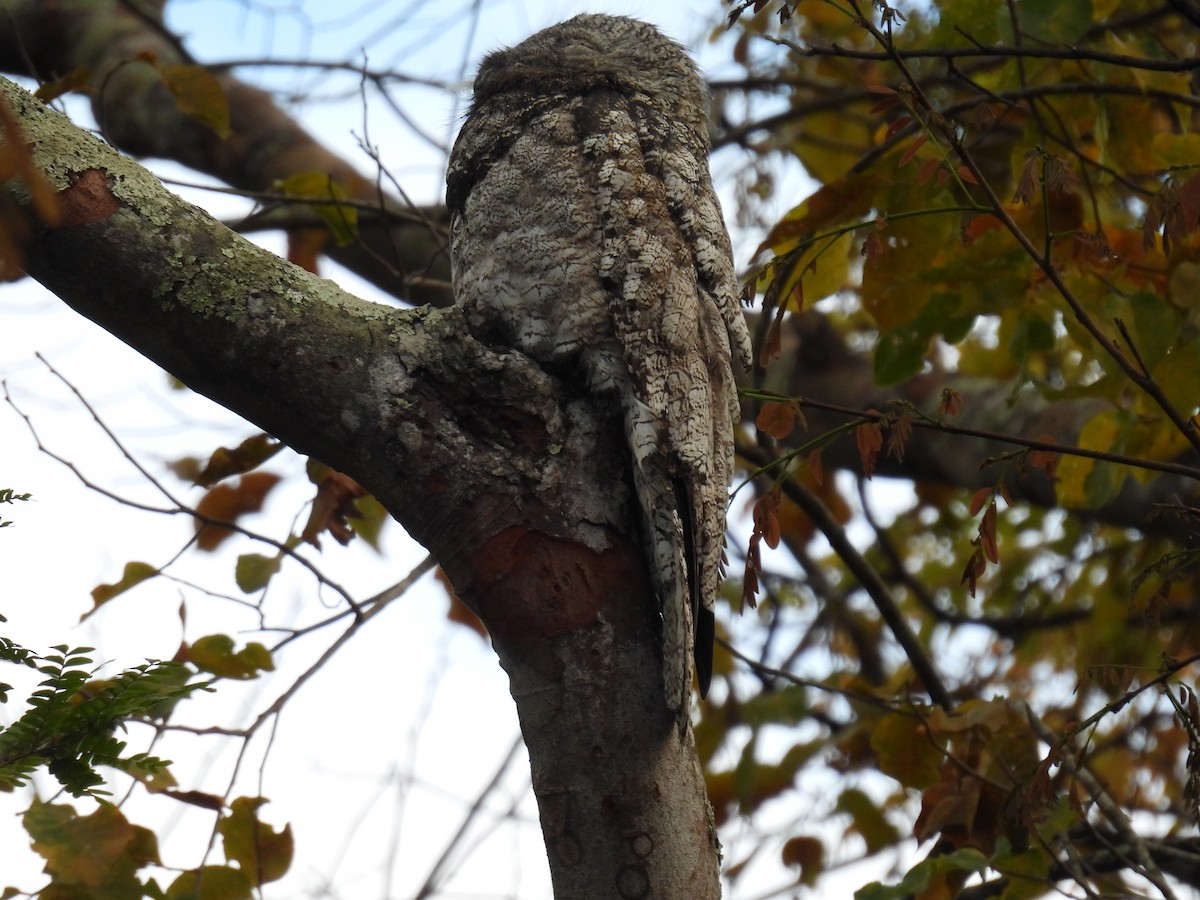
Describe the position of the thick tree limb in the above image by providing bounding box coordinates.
[0,0,452,304]
[0,74,718,900]
[764,313,1200,545]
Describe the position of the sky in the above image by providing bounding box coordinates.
[0,2,868,898]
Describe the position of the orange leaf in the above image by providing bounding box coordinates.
[756,401,796,439]
[938,389,963,417]
[808,448,824,486]
[967,487,991,517]
[898,133,928,167]
[753,488,783,549]
[194,472,281,551]
[855,419,883,478]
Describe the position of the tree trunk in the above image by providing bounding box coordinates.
[0,75,720,898]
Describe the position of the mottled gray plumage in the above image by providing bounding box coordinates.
[447,14,751,710]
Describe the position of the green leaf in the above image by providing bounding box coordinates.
[218,797,294,886]
[870,713,943,789]
[836,787,902,855]
[855,847,989,900]
[277,172,359,245]
[875,324,926,385]
[346,494,389,552]
[234,553,281,593]
[166,866,252,900]
[184,635,273,680]
[1015,0,1093,43]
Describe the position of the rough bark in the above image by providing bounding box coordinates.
[2,1,1193,550]
[0,75,719,899]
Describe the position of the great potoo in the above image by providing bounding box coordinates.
[446,13,752,711]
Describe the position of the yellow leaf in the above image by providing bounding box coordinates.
[158,64,231,139]
[218,798,294,886]
[277,172,359,246]
[87,561,158,618]
[1151,133,1200,169]
[184,634,274,680]
[1056,410,1123,508]
[870,713,943,789]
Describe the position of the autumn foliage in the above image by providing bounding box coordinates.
[6,0,1200,897]
[714,0,1200,896]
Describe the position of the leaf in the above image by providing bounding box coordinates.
[855,417,883,478]
[836,787,903,854]
[855,848,988,900]
[194,435,283,487]
[871,714,943,789]
[875,324,926,384]
[87,561,159,617]
[885,115,913,140]
[781,835,824,885]
[301,462,370,548]
[980,502,999,565]
[756,401,796,439]
[968,487,991,518]
[194,472,281,551]
[234,553,281,593]
[277,172,359,246]
[346,493,389,551]
[897,133,927,167]
[1028,436,1059,479]
[183,635,273,680]
[1015,0,1092,43]
[157,64,231,139]
[1055,410,1125,508]
[25,800,159,891]
[218,797,293,886]
[34,68,91,103]
[166,865,252,900]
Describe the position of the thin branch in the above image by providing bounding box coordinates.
[739,441,955,710]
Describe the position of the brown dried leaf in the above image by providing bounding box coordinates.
[886,412,912,461]
[980,503,999,564]
[961,547,986,597]
[855,417,883,479]
[938,388,963,417]
[301,465,369,548]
